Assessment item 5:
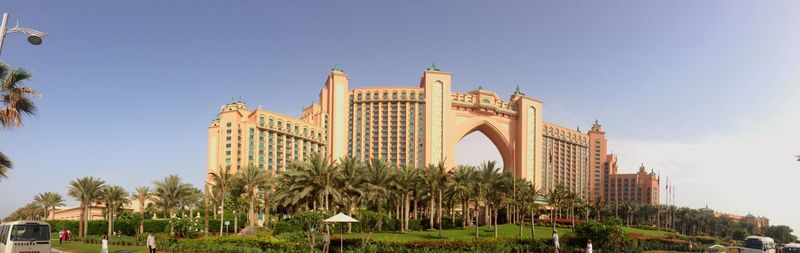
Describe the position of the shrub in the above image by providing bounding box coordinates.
[571,220,630,251]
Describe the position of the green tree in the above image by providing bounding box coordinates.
[395,165,420,232]
[153,174,194,217]
[237,164,273,226]
[421,161,447,231]
[33,192,64,220]
[67,176,106,237]
[0,63,41,181]
[207,165,236,236]
[336,156,364,232]
[764,225,797,244]
[101,185,129,236]
[448,165,475,229]
[132,186,153,234]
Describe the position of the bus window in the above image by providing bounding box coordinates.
[10,224,49,241]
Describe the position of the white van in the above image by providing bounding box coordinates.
[742,236,777,253]
[782,243,800,253]
[0,220,51,253]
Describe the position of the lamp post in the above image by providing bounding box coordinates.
[0,12,48,56]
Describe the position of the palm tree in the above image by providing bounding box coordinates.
[34,192,64,220]
[421,162,447,230]
[0,152,11,181]
[132,186,153,234]
[449,165,475,229]
[337,156,364,232]
[0,63,40,181]
[101,185,129,236]
[363,159,395,214]
[67,176,106,237]
[237,164,273,226]
[546,185,566,230]
[153,174,194,217]
[486,171,512,237]
[307,153,340,211]
[208,165,236,236]
[395,165,420,232]
[473,160,501,238]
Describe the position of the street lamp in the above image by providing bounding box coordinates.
[0,12,48,56]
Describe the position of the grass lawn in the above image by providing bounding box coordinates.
[51,239,150,253]
[621,227,675,237]
[338,224,675,242]
[339,224,572,241]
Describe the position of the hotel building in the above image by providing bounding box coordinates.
[208,66,658,205]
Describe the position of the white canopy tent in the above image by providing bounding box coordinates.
[324,212,359,253]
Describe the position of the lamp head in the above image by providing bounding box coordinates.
[27,35,42,45]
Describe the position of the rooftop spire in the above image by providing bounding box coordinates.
[427,61,440,71]
[513,84,525,96]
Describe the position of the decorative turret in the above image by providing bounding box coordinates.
[513,85,526,96]
[591,119,602,131]
[426,61,440,71]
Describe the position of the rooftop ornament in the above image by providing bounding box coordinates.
[426,61,440,71]
[513,84,526,96]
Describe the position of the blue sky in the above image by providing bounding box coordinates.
[1,1,799,233]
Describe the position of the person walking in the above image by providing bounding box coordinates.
[147,233,157,253]
[553,230,560,253]
[58,229,64,244]
[586,239,593,253]
[66,229,71,241]
[100,234,109,253]
[322,232,330,253]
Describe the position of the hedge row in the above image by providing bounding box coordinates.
[46,218,245,236]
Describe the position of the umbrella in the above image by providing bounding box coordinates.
[324,213,359,253]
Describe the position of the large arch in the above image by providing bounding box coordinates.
[449,119,514,171]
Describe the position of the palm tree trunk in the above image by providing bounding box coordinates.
[530,209,536,240]
[519,210,523,238]
[438,188,442,231]
[404,192,410,232]
[78,202,85,238]
[249,195,256,226]
[108,202,113,237]
[493,208,498,238]
[428,187,435,230]
[220,197,225,236]
[474,199,480,238]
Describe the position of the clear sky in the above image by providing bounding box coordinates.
[1,1,798,233]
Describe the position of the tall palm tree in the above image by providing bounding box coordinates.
[132,186,153,234]
[308,153,340,211]
[67,176,106,237]
[421,162,447,230]
[34,192,64,220]
[395,165,420,232]
[486,171,512,238]
[337,156,364,232]
[473,160,501,238]
[237,164,273,226]
[101,185,129,236]
[449,165,475,229]
[152,174,194,217]
[0,63,41,181]
[208,165,236,236]
[546,185,566,230]
[363,159,395,214]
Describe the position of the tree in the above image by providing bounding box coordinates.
[101,185,129,236]
[67,176,106,237]
[237,164,273,226]
[546,185,567,229]
[448,165,475,229]
[395,165,420,232]
[473,160,501,238]
[153,174,194,217]
[421,161,447,231]
[207,165,236,236]
[132,186,153,234]
[363,159,395,214]
[486,171,512,237]
[0,63,41,181]
[34,192,64,220]
[336,156,364,232]
[0,152,11,181]
[764,225,797,244]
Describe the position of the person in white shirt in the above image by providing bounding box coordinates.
[586,239,593,253]
[147,233,157,253]
[553,230,560,253]
[101,234,109,253]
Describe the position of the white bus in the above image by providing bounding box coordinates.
[742,236,777,253]
[0,221,51,253]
